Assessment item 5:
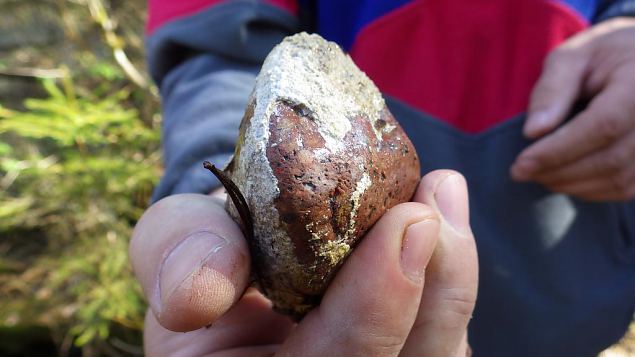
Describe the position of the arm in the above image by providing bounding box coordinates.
[146,0,299,201]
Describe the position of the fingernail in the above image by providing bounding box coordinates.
[159,231,228,309]
[435,174,470,236]
[525,110,553,137]
[401,219,439,283]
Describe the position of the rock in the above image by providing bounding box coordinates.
[220,33,420,319]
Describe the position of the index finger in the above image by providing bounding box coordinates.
[512,82,635,180]
[129,193,251,332]
[402,171,478,357]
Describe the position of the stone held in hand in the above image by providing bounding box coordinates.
[207,32,420,319]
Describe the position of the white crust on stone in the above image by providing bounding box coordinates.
[257,32,388,151]
[345,172,372,241]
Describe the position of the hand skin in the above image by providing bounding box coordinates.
[512,17,635,201]
[129,170,478,357]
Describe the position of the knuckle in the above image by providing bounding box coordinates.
[390,202,435,218]
[321,294,408,355]
[416,287,477,332]
[627,133,635,154]
[545,48,566,66]
[357,329,405,355]
[626,186,635,201]
[590,156,607,176]
[338,315,405,355]
[595,112,624,144]
[530,78,557,103]
[610,173,630,195]
[545,47,582,69]
[537,152,561,168]
[613,170,635,200]
[606,17,635,30]
[606,150,626,171]
[438,288,477,329]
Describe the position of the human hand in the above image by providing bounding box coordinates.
[511,17,635,201]
[129,170,478,357]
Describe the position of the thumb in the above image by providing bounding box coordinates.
[278,202,440,356]
[402,171,478,357]
[129,194,251,332]
[525,46,589,139]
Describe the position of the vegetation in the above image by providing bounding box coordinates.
[0,0,158,355]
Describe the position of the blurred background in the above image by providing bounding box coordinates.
[0,0,632,356]
[1,0,157,355]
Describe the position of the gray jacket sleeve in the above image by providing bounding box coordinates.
[595,0,635,21]
[146,1,299,201]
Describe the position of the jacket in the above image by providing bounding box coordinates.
[146,1,635,355]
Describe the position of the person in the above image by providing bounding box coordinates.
[129,0,635,355]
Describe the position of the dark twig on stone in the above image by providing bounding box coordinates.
[203,161,254,242]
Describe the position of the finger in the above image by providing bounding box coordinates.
[524,44,590,139]
[143,288,293,357]
[512,81,635,181]
[278,202,440,356]
[547,165,635,202]
[402,171,478,357]
[533,129,635,185]
[129,193,250,332]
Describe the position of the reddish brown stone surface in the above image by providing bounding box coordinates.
[260,100,420,316]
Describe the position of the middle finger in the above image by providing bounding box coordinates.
[533,129,635,185]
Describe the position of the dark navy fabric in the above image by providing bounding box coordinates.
[146,0,635,355]
[388,97,635,356]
